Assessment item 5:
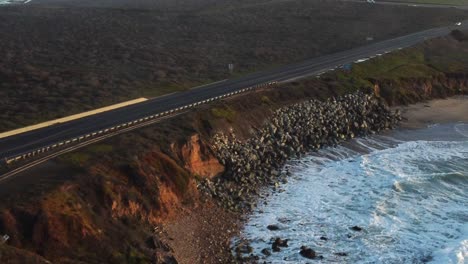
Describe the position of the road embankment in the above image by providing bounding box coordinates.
[1,33,468,263]
[199,92,401,212]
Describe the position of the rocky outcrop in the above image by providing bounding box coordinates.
[199,91,401,211]
[176,134,224,178]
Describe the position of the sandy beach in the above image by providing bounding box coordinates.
[397,96,468,129]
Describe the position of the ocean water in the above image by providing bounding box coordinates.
[234,123,468,264]
[0,0,31,4]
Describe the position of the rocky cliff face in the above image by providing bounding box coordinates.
[175,134,224,178]
[0,68,466,263]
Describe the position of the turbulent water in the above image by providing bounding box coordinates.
[0,0,31,4]
[235,123,468,264]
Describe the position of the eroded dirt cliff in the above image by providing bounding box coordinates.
[0,34,468,263]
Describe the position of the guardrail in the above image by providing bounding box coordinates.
[3,82,277,165]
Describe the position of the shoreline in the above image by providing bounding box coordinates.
[232,118,468,262]
[166,95,468,263]
[397,95,468,129]
[167,91,402,263]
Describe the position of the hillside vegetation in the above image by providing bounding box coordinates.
[0,0,467,131]
[0,32,467,263]
[320,30,468,103]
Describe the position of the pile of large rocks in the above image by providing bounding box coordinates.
[198,91,401,211]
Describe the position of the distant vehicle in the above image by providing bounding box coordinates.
[456,22,462,26]
[1,234,9,244]
[355,58,369,63]
[366,0,376,3]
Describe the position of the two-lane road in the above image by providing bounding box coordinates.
[1,22,468,161]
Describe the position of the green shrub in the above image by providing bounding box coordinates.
[211,107,237,122]
[261,95,273,105]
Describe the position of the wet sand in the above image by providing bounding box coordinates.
[397,96,468,129]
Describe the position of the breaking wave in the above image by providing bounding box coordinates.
[234,123,468,263]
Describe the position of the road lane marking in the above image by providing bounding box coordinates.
[0,98,148,140]
[0,111,190,183]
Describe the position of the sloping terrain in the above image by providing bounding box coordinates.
[0,0,467,131]
[0,32,467,263]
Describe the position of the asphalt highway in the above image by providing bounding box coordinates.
[368,1,468,10]
[1,22,468,161]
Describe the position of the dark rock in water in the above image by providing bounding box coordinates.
[261,248,271,256]
[235,243,253,254]
[272,237,288,252]
[299,246,316,259]
[346,234,352,238]
[272,245,281,252]
[351,226,363,231]
[267,224,280,231]
[273,237,288,247]
[420,254,433,262]
[319,236,328,241]
[335,252,348,256]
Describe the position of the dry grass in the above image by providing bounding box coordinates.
[0,0,467,131]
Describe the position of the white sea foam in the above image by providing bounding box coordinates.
[455,123,468,138]
[234,123,468,263]
[0,0,30,4]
